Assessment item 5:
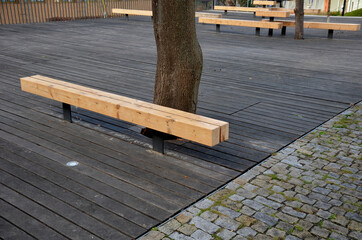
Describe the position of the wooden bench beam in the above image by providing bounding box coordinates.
[199,17,282,29]
[21,75,229,150]
[199,17,282,36]
[255,10,291,18]
[272,20,360,38]
[253,1,276,5]
[112,9,222,19]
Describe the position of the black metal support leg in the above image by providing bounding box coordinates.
[253,12,256,18]
[281,26,286,36]
[152,134,164,154]
[255,27,260,36]
[216,24,220,33]
[62,103,72,123]
[328,29,334,39]
[268,17,274,37]
[125,14,129,21]
[224,10,227,15]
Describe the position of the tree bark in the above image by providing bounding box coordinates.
[326,0,331,22]
[294,0,304,39]
[152,0,203,113]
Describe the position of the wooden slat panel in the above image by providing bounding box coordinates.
[199,17,283,29]
[255,10,291,17]
[20,76,228,146]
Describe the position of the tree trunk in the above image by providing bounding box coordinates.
[294,0,304,39]
[152,0,203,113]
[326,0,331,22]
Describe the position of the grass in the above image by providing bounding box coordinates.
[295,225,304,231]
[267,173,282,181]
[345,8,362,16]
[325,9,362,16]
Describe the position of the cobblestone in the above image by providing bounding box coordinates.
[140,104,362,240]
[189,216,219,234]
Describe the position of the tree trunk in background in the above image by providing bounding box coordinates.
[152,0,203,113]
[295,0,304,39]
[326,0,331,22]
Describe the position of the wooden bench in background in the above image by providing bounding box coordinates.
[270,8,321,14]
[215,6,262,15]
[20,75,229,154]
[199,17,282,36]
[255,10,291,36]
[272,20,361,38]
[214,6,321,15]
[253,1,277,5]
[112,9,222,20]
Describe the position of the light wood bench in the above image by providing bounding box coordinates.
[255,10,290,18]
[253,1,276,5]
[199,17,282,36]
[255,10,291,36]
[270,8,321,14]
[215,6,262,15]
[112,9,222,20]
[20,75,229,153]
[273,20,361,38]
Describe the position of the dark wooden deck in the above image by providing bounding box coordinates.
[0,13,361,239]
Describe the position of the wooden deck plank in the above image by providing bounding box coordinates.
[0,156,144,238]
[0,183,99,240]
[0,111,216,195]
[0,123,188,210]
[0,138,171,222]
[0,217,36,240]
[0,167,132,239]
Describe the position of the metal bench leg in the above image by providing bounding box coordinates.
[224,10,227,15]
[328,29,334,39]
[62,103,72,123]
[268,17,274,37]
[216,24,220,33]
[152,134,164,154]
[125,14,129,21]
[255,27,260,36]
[281,26,286,36]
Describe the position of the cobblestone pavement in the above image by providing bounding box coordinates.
[139,102,361,240]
